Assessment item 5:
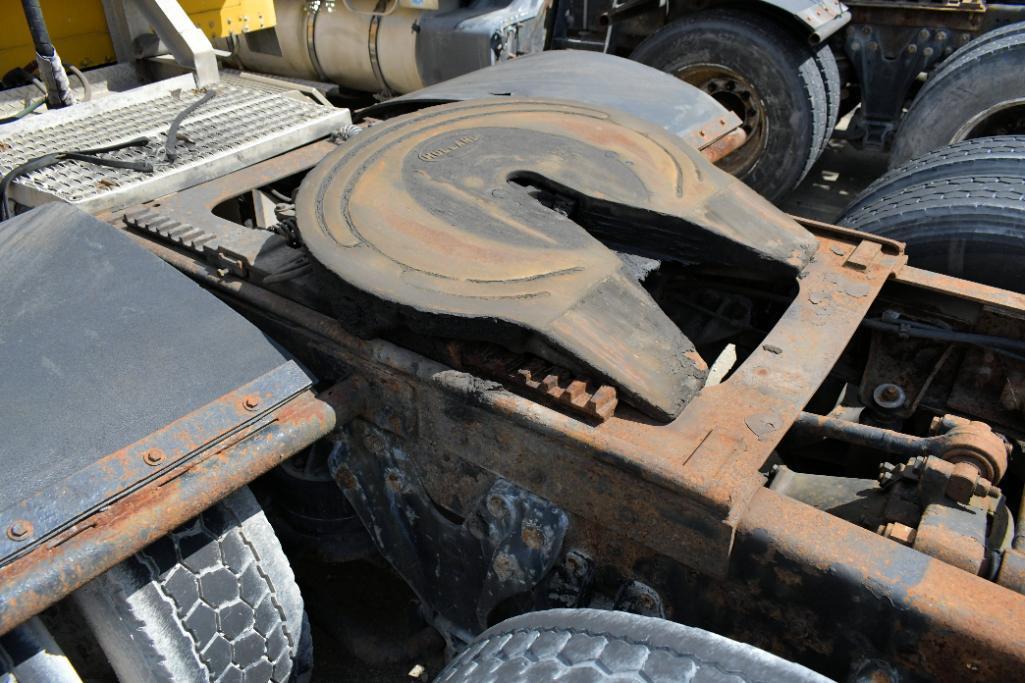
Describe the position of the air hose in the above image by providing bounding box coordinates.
[18,0,74,109]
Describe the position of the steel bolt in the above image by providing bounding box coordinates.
[143,448,166,466]
[6,520,33,542]
[242,395,261,411]
[521,525,546,550]
[487,495,509,518]
[880,522,916,546]
[873,383,906,410]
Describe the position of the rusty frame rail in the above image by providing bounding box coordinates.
[117,157,1025,679]
[0,362,310,567]
[0,377,358,636]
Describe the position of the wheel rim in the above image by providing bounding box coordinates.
[672,64,768,177]
[953,98,1025,141]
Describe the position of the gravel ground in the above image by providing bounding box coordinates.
[779,139,890,222]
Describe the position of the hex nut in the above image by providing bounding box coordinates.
[143,448,166,466]
[945,461,982,504]
[880,522,916,546]
[6,520,33,541]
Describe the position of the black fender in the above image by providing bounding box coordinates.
[607,0,850,44]
[359,50,742,150]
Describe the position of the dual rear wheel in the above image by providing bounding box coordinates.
[632,9,840,203]
[840,136,1025,292]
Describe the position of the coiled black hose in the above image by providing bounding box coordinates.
[0,137,153,221]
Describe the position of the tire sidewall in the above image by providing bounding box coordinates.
[632,13,820,201]
[892,44,1025,165]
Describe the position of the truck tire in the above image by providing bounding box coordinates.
[631,9,835,202]
[73,487,312,683]
[845,135,1025,215]
[814,45,841,160]
[891,27,1025,166]
[838,174,1025,292]
[436,609,831,682]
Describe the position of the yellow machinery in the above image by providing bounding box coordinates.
[0,0,276,76]
[3,0,548,100]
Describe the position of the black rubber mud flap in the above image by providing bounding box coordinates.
[297,98,815,421]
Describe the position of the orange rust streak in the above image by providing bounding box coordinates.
[741,488,1025,680]
[0,390,341,636]
[895,264,1025,313]
[699,128,747,164]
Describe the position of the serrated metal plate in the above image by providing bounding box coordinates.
[0,76,349,212]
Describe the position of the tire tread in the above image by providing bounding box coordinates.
[892,26,1025,165]
[630,9,831,201]
[74,488,310,683]
[437,609,830,683]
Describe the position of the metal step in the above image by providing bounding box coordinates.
[0,74,350,213]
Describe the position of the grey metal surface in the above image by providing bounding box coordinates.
[333,426,569,646]
[415,0,550,86]
[360,50,741,148]
[0,203,308,555]
[101,0,219,85]
[605,0,849,36]
[0,77,350,213]
[0,63,149,120]
[770,0,849,33]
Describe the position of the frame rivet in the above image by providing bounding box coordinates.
[242,395,261,411]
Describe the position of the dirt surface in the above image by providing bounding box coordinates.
[299,560,446,683]
[779,139,890,223]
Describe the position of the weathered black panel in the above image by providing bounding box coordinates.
[0,203,299,511]
[360,51,739,149]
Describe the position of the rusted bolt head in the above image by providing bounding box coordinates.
[6,520,33,542]
[242,395,261,411]
[335,467,358,490]
[487,495,508,518]
[880,522,916,546]
[384,470,404,493]
[521,525,546,550]
[946,461,983,504]
[873,383,905,410]
[143,448,166,466]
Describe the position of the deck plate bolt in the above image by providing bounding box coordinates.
[6,520,32,541]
